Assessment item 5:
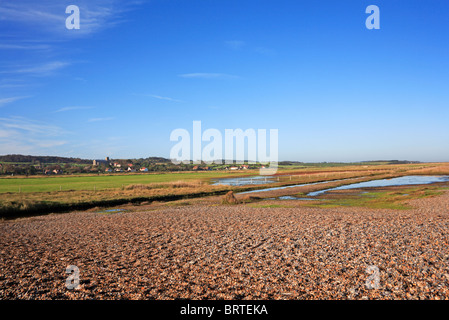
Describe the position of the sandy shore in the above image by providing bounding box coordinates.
[1,191,449,300]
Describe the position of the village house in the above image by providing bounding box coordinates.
[44,169,62,175]
[192,166,210,171]
[140,167,148,172]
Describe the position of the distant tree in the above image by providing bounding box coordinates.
[25,165,36,175]
[3,164,14,174]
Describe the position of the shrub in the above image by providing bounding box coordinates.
[221,191,239,204]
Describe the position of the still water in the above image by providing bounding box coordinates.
[212,176,277,186]
[213,175,449,199]
[307,175,449,197]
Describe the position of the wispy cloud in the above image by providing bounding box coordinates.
[54,106,94,113]
[0,78,28,89]
[0,96,30,107]
[0,3,64,25]
[224,40,275,56]
[0,129,15,139]
[87,117,114,122]
[135,94,183,103]
[0,116,68,154]
[0,1,147,36]
[0,116,66,136]
[254,46,276,56]
[178,73,239,79]
[225,40,246,50]
[6,61,70,76]
[0,43,51,50]
[0,83,26,89]
[150,94,183,102]
[28,139,68,148]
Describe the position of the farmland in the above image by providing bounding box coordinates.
[2,161,449,300]
[2,180,449,300]
[0,161,438,194]
[1,162,448,218]
[0,171,244,193]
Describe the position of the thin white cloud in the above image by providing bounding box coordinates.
[224,40,275,56]
[0,3,64,24]
[151,94,183,102]
[11,61,70,75]
[0,1,147,36]
[0,116,68,154]
[0,96,29,107]
[0,129,15,138]
[0,79,27,89]
[138,94,183,103]
[254,46,276,56]
[87,117,114,122]
[0,116,66,136]
[0,61,70,77]
[225,40,246,50]
[29,139,68,148]
[0,43,51,50]
[178,73,239,79]
[54,106,94,113]
[0,83,26,89]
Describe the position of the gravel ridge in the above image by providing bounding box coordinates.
[1,191,449,299]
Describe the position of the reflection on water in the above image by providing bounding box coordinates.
[215,175,449,200]
[238,178,353,195]
[212,176,277,186]
[307,175,449,197]
[97,208,127,214]
[277,196,316,201]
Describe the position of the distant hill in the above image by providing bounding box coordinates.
[0,154,91,164]
[278,160,421,166]
[0,155,420,166]
[361,160,421,164]
[136,157,172,163]
[0,154,173,164]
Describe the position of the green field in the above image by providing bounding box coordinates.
[1,163,448,218]
[0,171,250,193]
[0,162,443,194]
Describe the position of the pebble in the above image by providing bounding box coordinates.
[1,192,449,299]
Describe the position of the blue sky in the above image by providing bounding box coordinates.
[1,0,448,162]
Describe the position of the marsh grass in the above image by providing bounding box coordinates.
[124,180,204,190]
[2,163,448,218]
[302,186,445,210]
[0,182,233,218]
